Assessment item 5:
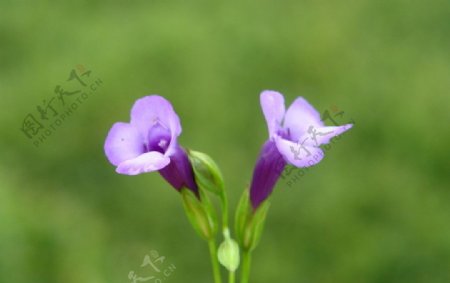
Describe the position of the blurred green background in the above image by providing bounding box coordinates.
[1,0,449,282]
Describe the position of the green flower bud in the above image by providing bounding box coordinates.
[218,229,240,272]
[188,150,224,195]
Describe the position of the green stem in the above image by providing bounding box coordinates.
[220,191,229,231]
[240,250,252,283]
[228,271,235,283]
[208,239,222,283]
[220,191,238,283]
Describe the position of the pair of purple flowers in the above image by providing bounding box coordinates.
[104,91,352,208]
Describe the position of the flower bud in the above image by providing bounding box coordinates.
[218,229,240,272]
[188,150,224,195]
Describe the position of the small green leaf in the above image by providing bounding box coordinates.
[244,200,270,251]
[188,150,224,195]
[234,188,251,246]
[181,189,213,240]
[198,189,218,237]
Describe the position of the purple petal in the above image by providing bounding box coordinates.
[159,145,198,194]
[260,90,285,138]
[116,151,170,175]
[275,136,324,168]
[298,124,353,146]
[130,95,182,156]
[283,97,324,141]
[249,140,287,209]
[104,122,145,166]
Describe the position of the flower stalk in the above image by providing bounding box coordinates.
[240,250,252,283]
[208,239,223,283]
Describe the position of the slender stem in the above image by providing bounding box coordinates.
[228,271,235,283]
[240,250,252,283]
[208,239,222,283]
[220,192,238,283]
[220,191,229,231]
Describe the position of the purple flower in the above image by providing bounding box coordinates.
[250,91,353,209]
[104,95,198,194]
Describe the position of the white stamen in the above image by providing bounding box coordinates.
[158,139,168,148]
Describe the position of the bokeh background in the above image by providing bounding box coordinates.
[1,1,449,282]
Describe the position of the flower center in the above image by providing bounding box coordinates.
[147,122,171,153]
[277,127,291,141]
